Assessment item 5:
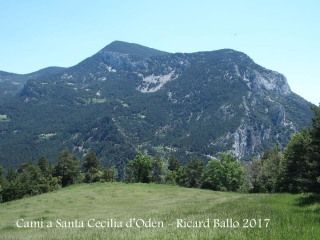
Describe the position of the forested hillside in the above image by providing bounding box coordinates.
[0,41,314,171]
[1,104,319,203]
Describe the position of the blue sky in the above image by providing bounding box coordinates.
[0,0,319,104]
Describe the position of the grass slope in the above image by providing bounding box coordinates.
[0,183,319,240]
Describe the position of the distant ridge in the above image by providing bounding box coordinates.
[100,40,170,58]
[0,66,65,100]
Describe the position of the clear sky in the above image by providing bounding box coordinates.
[0,0,319,104]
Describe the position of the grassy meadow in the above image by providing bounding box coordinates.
[0,183,319,240]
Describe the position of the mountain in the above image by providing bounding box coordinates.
[101,40,169,58]
[0,41,313,173]
[0,67,65,100]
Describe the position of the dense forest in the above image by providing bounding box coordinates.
[0,105,319,203]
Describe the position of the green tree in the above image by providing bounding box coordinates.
[16,161,44,197]
[37,156,52,177]
[2,168,18,202]
[258,145,282,193]
[124,152,152,183]
[2,160,60,202]
[186,157,205,188]
[164,170,177,184]
[245,157,263,193]
[6,168,18,182]
[202,152,245,192]
[36,156,60,193]
[168,156,181,171]
[164,155,182,185]
[220,152,245,192]
[83,150,101,183]
[175,166,188,187]
[202,158,226,191]
[3,162,43,200]
[0,165,6,203]
[0,184,2,203]
[102,166,118,182]
[279,129,311,193]
[55,149,80,187]
[308,105,320,193]
[83,150,100,172]
[151,155,165,183]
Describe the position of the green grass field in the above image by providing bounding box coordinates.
[0,183,319,240]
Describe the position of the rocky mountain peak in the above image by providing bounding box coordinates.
[204,49,291,95]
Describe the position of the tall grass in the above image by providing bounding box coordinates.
[0,183,319,240]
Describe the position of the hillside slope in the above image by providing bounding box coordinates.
[0,41,313,169]
[0,183,319,240]
[0,67,65,100]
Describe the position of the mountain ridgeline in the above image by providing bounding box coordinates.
[0,67,65,101]
[0,41,313,171]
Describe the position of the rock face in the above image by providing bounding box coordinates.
[0,41,313,169]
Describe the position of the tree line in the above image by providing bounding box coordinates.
[247,106,320,194]
[0,105,319,203]
[124,151,245,192]
[0,150,117,203]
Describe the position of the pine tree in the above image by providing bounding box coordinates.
[55,149,80,187]
[83,150,101,183]
[83,151,100,172]
[280,129,311,193]
[258,145,282,193]
[37,156,52,177]
[308,106,320,193]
